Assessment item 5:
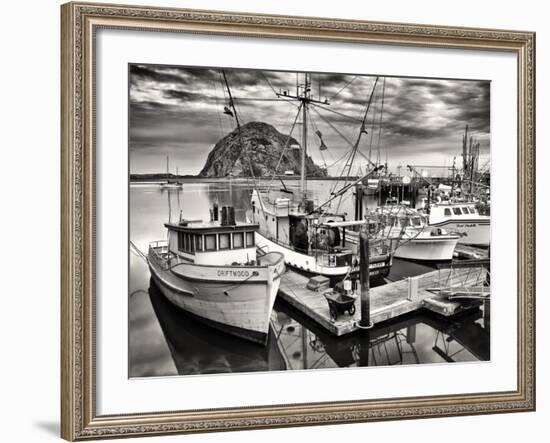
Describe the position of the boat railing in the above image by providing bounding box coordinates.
[148,240,169,259]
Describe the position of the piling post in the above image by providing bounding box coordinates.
[355,184,364,220]
[359,225,373,329]
[358,335,370,366]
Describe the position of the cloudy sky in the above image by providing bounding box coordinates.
[129,64,490,176]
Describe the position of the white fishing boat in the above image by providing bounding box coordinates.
[376,206,459,261]
[148,204,285,345]
[248,190,393,285]
[344,206,459,261]
[427,202,490,246]
[241,74,394,286]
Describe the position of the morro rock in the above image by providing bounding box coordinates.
[199,121,327,178]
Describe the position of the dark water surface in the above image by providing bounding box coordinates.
[129,179,490,377]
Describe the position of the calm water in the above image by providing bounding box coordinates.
[129,179,490,377]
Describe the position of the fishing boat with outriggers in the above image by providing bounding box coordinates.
[232,73,395,285]
[148,204,285,345]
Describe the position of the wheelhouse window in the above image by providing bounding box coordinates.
[462,207,470,214]
[246,232,255,247]
[195,235,203,252]
[219,233,230,250]
[233,232,244,249]
[177,232,195,254]
[205,234,217,251]
[444,208,452,217]
[452,207,463,215]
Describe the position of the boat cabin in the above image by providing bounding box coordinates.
[165,207,258,266]
[430,203,480,220]
[250,190,349,254]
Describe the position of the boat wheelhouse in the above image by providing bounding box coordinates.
[427,202,490,246]
[248,189,392,285]
[148,205,285,345]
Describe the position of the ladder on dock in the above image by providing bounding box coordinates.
[427,260,490,300]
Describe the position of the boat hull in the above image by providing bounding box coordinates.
[394,236,459,261]
[429,220,490,246]
[255,232,391,285]
[148,251,284,345]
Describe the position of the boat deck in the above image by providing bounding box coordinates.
[453,244,489,259]
[277,266,488,336]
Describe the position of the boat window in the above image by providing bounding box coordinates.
[462,207,469,214]
[452,207,463,215]
[444,208,452,217]
[189,234,195,253]
[246,231,255,247]
[205,234,217,251]
[177,232,184,251]
[219,233,230,250]
[412,217,421,227]
[233,232,244,249]
[195,235,203,252]
[186,233,195,253]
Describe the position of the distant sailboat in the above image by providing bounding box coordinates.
[160,156,182,190]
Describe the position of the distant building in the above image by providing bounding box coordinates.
[284,170,294,176]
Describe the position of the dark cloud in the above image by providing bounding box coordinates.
[130,64,185,84]
[129,64,490,175]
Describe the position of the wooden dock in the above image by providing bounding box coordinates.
[277,266,488,337]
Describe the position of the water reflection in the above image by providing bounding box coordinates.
[147,280,286,375]
[129,180,490,377]
[271,297,490,370]
[129,277,490,377]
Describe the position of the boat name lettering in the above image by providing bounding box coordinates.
[217,269,251,278]
[456,224,477,228]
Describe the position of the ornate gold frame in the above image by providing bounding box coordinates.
[61,2,536,440]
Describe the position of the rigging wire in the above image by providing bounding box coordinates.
[212,76,226,138]
[265,102,304,192]
[327,75,358,102]
[375,77,387,166]
[334,77,380,213]
[221,71,259,188]
[367,85,380,165]
[311,103,363,123]
[309,105,377,200]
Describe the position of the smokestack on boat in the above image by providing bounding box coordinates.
[213,201,219,221]
[221,206,236,226]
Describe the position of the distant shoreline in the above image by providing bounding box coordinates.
[130,175,356,184]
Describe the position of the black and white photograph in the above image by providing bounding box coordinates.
[128,64,491,377]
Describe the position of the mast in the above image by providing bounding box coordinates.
[221,69,255,181]
[300,73,309,200]
[274,73,327,203]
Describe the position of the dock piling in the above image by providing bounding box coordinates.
[359,227,373,328]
